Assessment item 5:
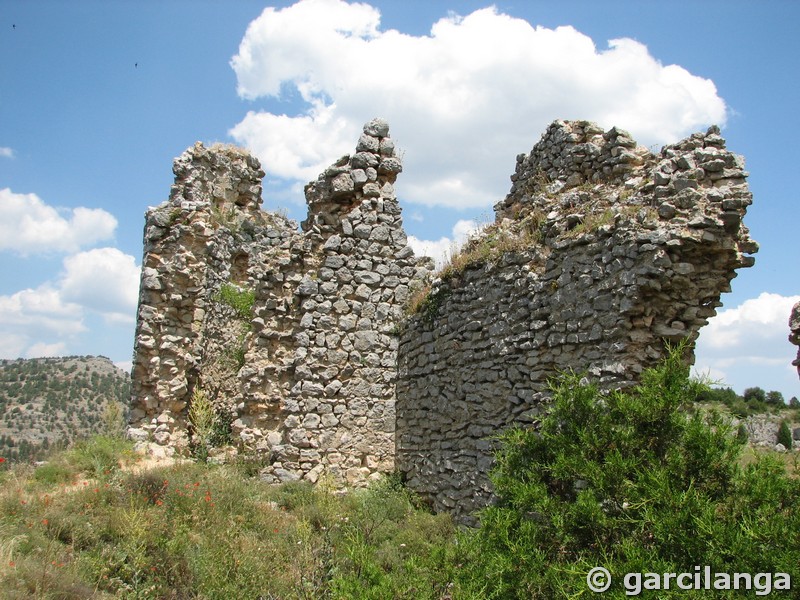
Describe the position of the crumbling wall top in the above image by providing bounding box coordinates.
[302,118,402,233]
[169,141,265,216]
[791,302,800,380]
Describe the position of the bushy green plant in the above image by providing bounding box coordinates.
[736,422,749,445]
[188,387,216,462]
[778,420,793,450]
[100,401,126,438]
[33,460,76,486]
[66,435,134,479]
[458,344,800,598]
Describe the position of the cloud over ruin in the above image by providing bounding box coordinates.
[0,188,118,256]
[230,0,727,209]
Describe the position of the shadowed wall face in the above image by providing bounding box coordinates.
[396,121,756,520]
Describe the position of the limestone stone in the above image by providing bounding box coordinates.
[363,117,390,137]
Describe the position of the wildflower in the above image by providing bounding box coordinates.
[8,561,14,568]
[0,457,6,463]
[42,519,49,526]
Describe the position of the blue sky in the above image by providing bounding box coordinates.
[1,0,798,400]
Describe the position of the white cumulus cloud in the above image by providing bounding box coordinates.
[0,286,86,359]
[59,248,141,324]
[26,342,68,358]
[694,292,800,399]
[700,293,800,350]
[0,188,118,255]
[229,0,727,209]
[0,147,14,159]
[408,218,481,269]
[0,247,141,359]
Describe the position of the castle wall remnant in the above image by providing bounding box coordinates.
[791,302,800,380]
[396,120,757,518]
[130,119,432,485]
[130,119,756,518]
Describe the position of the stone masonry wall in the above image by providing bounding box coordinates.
[131,118,756,518]
[791,301,800,380]
[130,119,432,486]
[396,120,757,519]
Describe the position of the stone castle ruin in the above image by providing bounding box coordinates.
[791,302,800,380]
[130,118,756,517]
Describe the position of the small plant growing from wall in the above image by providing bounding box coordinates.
[406,285,451,325]
[217,283,255,324]
[211,204,243,234]
[189,387,216,462]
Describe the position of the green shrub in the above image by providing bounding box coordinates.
[778,420,793,450]
[100,401,127,438]
[66,435,134,479]
[458,344,800,598]
[33,460,76,485]
[736,422,749,444]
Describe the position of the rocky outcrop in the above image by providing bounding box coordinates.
[130,118,756,519]
[791,302,800,380]
[396,120,757,519]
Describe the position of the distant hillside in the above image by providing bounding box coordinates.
[0,356,130,462]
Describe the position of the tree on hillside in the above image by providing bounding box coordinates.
[743,386,767,403]
[459,345,800,598]
[696,386,738,404]
[766,390,785,405]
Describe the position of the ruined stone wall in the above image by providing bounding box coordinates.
[396,121,757,518]
[131,118,756,517]
[130,120,432,485]
[791,302,800,380]
[130,142,271,449]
